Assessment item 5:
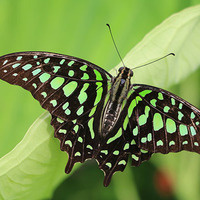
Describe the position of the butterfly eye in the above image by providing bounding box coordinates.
[130,70,134,77]
[118,67,124,72]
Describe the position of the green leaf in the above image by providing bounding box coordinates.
[0,112,72,200]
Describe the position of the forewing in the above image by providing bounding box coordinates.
[0,52,112,121]
[128,84,200,154]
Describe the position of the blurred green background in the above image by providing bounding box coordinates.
[0,0,200,200]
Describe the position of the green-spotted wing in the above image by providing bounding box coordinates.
[0,51,199,187]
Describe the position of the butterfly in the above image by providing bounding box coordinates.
[0,51,199,187]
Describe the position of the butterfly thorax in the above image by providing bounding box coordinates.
[100,67,133,137]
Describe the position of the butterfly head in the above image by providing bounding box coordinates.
[118,67,133,80]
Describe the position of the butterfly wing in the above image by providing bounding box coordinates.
[0,51,113,176]
[0,51,112,121]
[128,84,200,154]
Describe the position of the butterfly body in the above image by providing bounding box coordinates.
[101,67,132,136]
[0,51,199,187]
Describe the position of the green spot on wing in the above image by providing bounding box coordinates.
[158,92,164,100]
[50,77,65,89]
[194,142,199,146]
[23,78,28,82]
[88,118,95,139]
[138,106,150,126]
[153,113,163,131]
[179,124,188,136]
[32,83,37,88]
[60,59,65,65]
[139,115,147,126]
[81,73,89,80]
[41,92,47,98]
[77,106,84,116]
[12,63,20,68]
[156,140,163,146]
[53,66,61,73]
[39,73,51,83]
[32,69,41,76]
[150,99,157,107]
[65,140,72,147]
[94,82,103,105]
[107,128,122,144]
[65,109,71,115]
[113,150,119,155]
[89,106,97,117]
[123,116,129,130]
[62,102,69,110]
[44,58,50,64]
[141,149,148,154]
[139,90,152,97]
[68,61,74,66]
[75,152,81,156]
[163,106,170,113]
[101,150,108,155]
[22,64,32,71]
[169,141,175,146]
[171,98,175,105]
[118,160,126,165]
[179,103,183,109]
[128,99,136,117]
[141,137,147,143]
[131,139,136,145]
[68,70,74,77]
[123,143,129,150]
[57,118,64,123]
[17,56,22,60]
[182,141,188,145]
[78,83,89,104]
[166,118,176,133]
[86,145,93,150]
[73,125,79,133]
[59,129,67,134]
[106,163,112,168]
[178,111,184,121]
[191,112,195,119]
[132,154,139,161]
[136,96,142,103]
[94,69,103,80]
[190,126,196,136]
[147,133,152,142]
[80,65,87,71]
[50,100,57,107]
[62,81,78,97]
[133,126,138,136]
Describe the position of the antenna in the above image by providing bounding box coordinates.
[106,24,126,67]
[132,53,175,70]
